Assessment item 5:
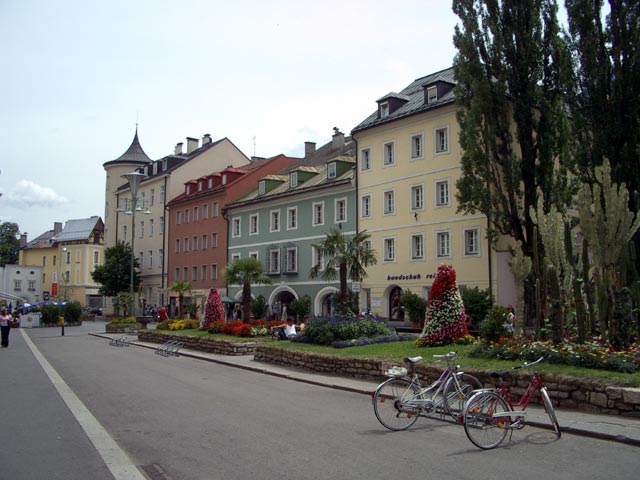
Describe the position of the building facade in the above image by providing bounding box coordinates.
[165,154,298,315]
[352,67,515,325]
[225,130,356,317]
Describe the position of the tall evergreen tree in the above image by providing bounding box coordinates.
[452,0,573,324]
[91,241,140,297]
[0,222,20,267]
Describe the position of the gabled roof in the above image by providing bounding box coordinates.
[23,230,57,250]
[352,67,456,133]
[54,217,103,242]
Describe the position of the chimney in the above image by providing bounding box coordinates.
[202,133,212,145]
[186,137,199,154]
[54,222,63,235]
[305,141,316,158]
[332,127,345,150]
[175,142,183,155]
[20,233,27,248]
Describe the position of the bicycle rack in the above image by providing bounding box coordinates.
[155,340,183,357]
[109,336,131,347]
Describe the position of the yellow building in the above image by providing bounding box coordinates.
[351,67,515,325]
[19,218,105,307]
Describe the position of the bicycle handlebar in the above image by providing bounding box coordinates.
[432,352,457,360]
[512,356,545,371]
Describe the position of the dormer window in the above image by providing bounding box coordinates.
[222,173,227,185]
[328,162,337,179]
[208,178,213,188]
[380,101,390,117]
[427,86,438,103]
[290,172,298,187]
[198,181,203,192]
[259,180,266,195]
[186,184,191,194]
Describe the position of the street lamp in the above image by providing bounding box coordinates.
[122,171,147,317]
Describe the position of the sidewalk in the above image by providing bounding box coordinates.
[90,328,640,447]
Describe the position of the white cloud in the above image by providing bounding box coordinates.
[3,180,69,208]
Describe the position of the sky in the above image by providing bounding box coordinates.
[0,0,459,241]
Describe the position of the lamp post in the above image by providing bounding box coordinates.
[122,171,147,318]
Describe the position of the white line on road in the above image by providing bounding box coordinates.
[20,329,147,480]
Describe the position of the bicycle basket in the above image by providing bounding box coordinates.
[382,362,407,377]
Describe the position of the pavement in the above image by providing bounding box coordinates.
[82,324,640,449]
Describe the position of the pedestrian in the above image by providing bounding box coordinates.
[1,307,12,348]
[157,305,168,322]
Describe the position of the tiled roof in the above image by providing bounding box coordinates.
[352,67,456,133]
[23,230,57,250]
[54,217,102,242]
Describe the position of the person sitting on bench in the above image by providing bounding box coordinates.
[271,317,298,340]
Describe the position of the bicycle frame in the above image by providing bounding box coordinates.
[403,362,455,413]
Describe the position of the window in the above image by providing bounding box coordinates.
[361,194,371,218]
[192,266,198,281]
[140,220,144,238]
[411,185,424,210]
[201,265,207,281]
[160,185,165,203]
[176,211,182,225]
[139,251,144,268]
[192,236,198,250]
[66,250,71,264]
[14,279,21,291]
[208,178,213,188]
[64,271,70,282]
[149,219,154,236]
[123,225,127,241]
[287,207,297,230]
[290,172,298,187]
[213,202,219,217]
[42,255,46,267]
[259,180,266,195]
[312,246,324,271]
[427,85,438,103]
[380,101,389,117]
[383,190,395,215]
[435,127,449,154]
[175,267,180,281]
[159,216,164,235]
[411,133,423,159]
[194,207,199,221]
[184,237,189,252]
[211,232,218,248]
[159,249,163,267]
[383,237,396,262]
[211,264,218,280]
[411,234,424,260]
[285,247,298,273]
[464,227,480,256]
[383,141,395,166]
[150,189,155,206]
[184,209,190,224]
[270,210,280,232]
[327,162,337,179]
[335,198,346,223]
[250,214,259,235]
[436,231,451,258]
[28,280,36,291]
[222,173,227,184]
[313,202,324,226]
[93,251,99,267]
[232,218,241,237]
[175,239,180,253]
[435,180,450,207]
[360,148,371,171]
[231,253,241,262]
[202,234,208,250]
[203,204,209,219]
[249,251,259,260]
[269,249,280,274]
[148,250,153,268]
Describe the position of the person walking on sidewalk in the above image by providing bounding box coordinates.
[0,307,12,348]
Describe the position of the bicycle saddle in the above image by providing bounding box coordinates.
[404,356,423,364]
[490,371,510,379]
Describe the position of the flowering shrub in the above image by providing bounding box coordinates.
[207,319,275,337]
[418,265,468,347]
[203,288,225,329]
[471,335,640,373]
[324,334,416,348]
[168,320,188,330]
[294,316,391,345]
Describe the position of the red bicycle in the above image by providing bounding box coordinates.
[462,356,561,449]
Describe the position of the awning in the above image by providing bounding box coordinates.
[221,296,240,304]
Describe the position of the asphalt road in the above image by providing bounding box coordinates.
[3,326,639,480]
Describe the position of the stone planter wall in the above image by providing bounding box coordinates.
[255,345,640,417]
[138,331,257,356]
[106,324,143,333]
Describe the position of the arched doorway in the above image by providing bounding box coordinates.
[389,286,404,322]
[314,286,338,318]
[274,291,296,320]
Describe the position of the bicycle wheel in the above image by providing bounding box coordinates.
[463,391,511,449]
[442,373,483,420]
[540,387,561,437]
[372,377,421,431]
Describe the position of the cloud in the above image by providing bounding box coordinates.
[3,180,69,208]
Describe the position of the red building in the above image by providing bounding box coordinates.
[166,154,298,311]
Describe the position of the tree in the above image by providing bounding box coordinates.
[452,0,574,325]
[310,229,377,314]
[0,222,20,266]
[400,290,427,326]
[169,280,192,319]
[91,241,140,297]
[222,257,272,322]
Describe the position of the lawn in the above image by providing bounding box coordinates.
[154,329,640,386]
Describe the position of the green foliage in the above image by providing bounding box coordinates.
[399,290,427,324]
[288,294,311,320]
[223,257,272,322]
[0,222,20,267]
[460,285,492,329]
[91,241,140,296]
[40,304,61,324]
[300,317,391,345]
[62,301,82,323]
[479,306,511,343]
[251,295,268,320]
[109,317,138,324]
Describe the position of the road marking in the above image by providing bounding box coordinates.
[20,329,146,480]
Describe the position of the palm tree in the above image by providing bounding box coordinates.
[169,280,192,318]
[310,229,377,314]
[223,257,272,322]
